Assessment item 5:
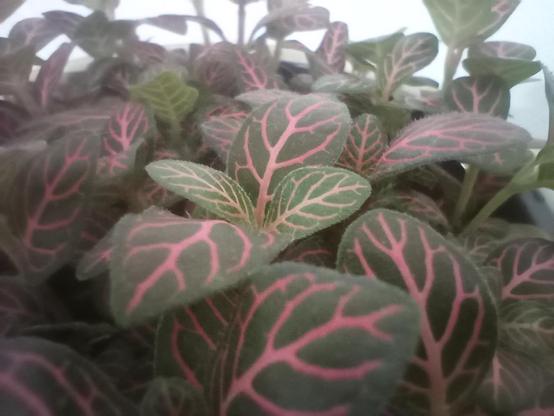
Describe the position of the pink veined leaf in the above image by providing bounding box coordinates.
[194,42,240,96]
[266,6,330,38]
[235,48,284,93]
[127,40,167,66]
[337,113,387,176]
[8,17,62,51]
[34,43,74,110]
[227,94,351,225]
[370,189,450,231]
[475,0,521,41]
[516,382,554,416]
[0,336,137,415]
[155,290,242,391]
[372,112,532,178]
[316,21,349,73]
[42,11,84,38]
[9,135,100,283]
[487,238,554,302]
[109,207,284,326]
[465,144,533,176]
[476,347,543,414]
[97,102,150,177]
[211,262,420,415]
[264,166,371,241]
[469,41,537,61]
[445,76,510,119]
[337,209,497,416]
[140,377,208,416]
[201,111,248,163]
[380,32,439,100]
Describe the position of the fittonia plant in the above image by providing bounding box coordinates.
[0,0,553,415]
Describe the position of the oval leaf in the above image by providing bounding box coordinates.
[316,21,349,74]
[110,208,282,326]
[487,238,554,301]
[227,94,351,225]
[0,336,136,415]
[146,160,256,226]
[212,262,420,415]
[372,112,532,178]
[34,43,74,110]
[445,76,510,119]
[235,48,284,92]
[337,209,497,415]
[337,113,387,176]
[469,41,537,61]
[463,56,541,88]
[381,33,438,99]
[264,166,370,240]
[200,111,248,163]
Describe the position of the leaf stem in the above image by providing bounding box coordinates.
[238,1,246,46]
[452,164,479,227]
[461,187,515,236]
[272,38,284,69]
[442,47,462,93]
[192,0,211,45]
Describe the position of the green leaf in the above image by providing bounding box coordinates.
[423,0,520,48]
[347,31,404,69]
[211,262,420,415]
[146,160,256,226]
[372,112,532,178]
[337,209,497,415]
[445,76,510,119]
[469,41,537,61]
[544,65,554,146]
[463,56,541,88]
[264,166,371,241]
[131,72,199,126]
[109,207,283,326]
[140,378,208,416]
[380,33,438,99]
[0,0,24,24]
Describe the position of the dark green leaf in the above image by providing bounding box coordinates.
[463,56,541,88]
[140,378,208,416]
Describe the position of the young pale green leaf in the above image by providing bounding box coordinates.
[423,0,519,48]
[445,76,510,119]
[140,378,208,416]
[463,56,541,88]
[227,93,351,225]
[337,209,497,415]
[212,262,420,416]
[380,33,438,99]
[110,207,283,326]
[337,114,387,176]
[146,160,256,226]
[131,72,199,126]
[372,112,532,178]
[499,301,554,357]
[264,166,371,241]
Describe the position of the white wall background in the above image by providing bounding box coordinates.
[2,0,553,139]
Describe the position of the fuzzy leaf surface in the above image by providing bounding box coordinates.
[110,208,281,325]
[487,238,554,301]
[131,72,198,126]
[372,112,532,178]
[380,33,438,99]
[337,209,497,415]
[147,160,256,226]
[227,94,350,225]
[212,262,420,416]
[9,135,99,282]
[155,290,241,391]
[264,166,370,240]
[337,113,386,176]
[0,336,136,415]
[445,76,510,119]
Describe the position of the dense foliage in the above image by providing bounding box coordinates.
[0,0,553,415]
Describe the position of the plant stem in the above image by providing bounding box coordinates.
[461,187,515,236]
[452,165,479,227]
[238,1,246,46]
[442,47,462,93]
[192,0,211,45]
[272,38,284,69]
